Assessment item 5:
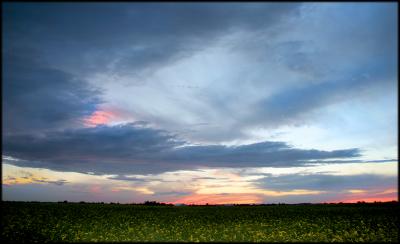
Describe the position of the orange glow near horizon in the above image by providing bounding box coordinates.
[333,196,398,203]
[3,164,398,204]
[169,193,263,205]
[331,188,398,203]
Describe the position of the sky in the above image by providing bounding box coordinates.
[2,2,398,204]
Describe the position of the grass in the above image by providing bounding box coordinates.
[2,201,399,242]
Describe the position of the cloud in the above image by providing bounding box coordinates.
[107,175,148,182]
[2,51,101,134]
[3,3,396,145]
[78,2,396,144]
[32,179,69,186]
[3,3,301,77]
[255,173,397,192]
[3,122,182,168]
[2,183,152,203]
[4,123,362,175]
[224,2,398,132]
[2,3,397,180]
[3,160,396,203]
[2,2,306,144]
[166,141,360,167]
[245,78,379,128]
[3,175,69,186]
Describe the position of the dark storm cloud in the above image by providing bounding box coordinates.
[2,51,101,134]
[4,123,361,175]
[3,2,301,76]
[255,174,397,192]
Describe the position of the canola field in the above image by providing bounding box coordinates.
[2,201,398,242]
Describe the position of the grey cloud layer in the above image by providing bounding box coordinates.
[2,51,101,134]
[74,2,396,142]
[256,174,397,192]
[4,123,360,175]
[3,3,300,76]
[2,2,303,142]
[2,3,397,177]
[3,3,397,143]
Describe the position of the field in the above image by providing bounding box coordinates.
[2,201,399,242]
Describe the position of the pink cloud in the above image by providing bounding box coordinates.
[83,107,137,127]
[84,110,117,127]
[89,185,102,194]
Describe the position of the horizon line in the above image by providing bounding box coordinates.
[3,200,398,205]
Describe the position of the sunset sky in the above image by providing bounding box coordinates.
[2,2,398,204]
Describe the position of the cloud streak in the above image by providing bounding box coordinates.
[4,123,361,174]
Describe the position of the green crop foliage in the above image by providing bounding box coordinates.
[2,202,398,242]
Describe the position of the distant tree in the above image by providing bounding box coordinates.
[144,201,168,206]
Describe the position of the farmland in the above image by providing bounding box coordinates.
[2,201,398,242]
